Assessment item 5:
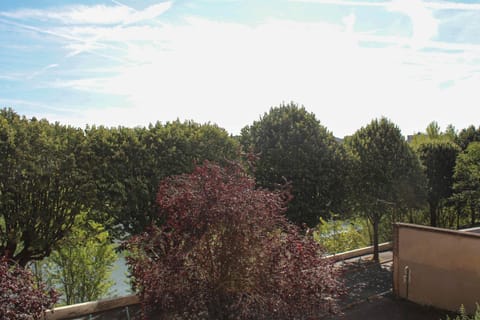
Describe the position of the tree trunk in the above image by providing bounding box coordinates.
[471,202,476,227]
[372,218,379,262]
[429,202,437,227]
[456,207,460,230]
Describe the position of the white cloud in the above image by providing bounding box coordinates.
[291,0,480,11]
[289,0,385,7]
[424,1,480,11]
[123,2,173,25]
[3,1,479,136]
[0,2,172,25]
[388,0,438,47]
[1,5,132,24]
[27,64,59,80]
[293,0,440,47]
[38,16,479,136]
[0,2,172,62]
[290,0,480,47]
[342,12,356,33]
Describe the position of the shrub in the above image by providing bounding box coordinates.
[35,212,117,305]
[0,256,58,320]
[125,161,342,320]
[447,304,480,320]
[314,216,370,254]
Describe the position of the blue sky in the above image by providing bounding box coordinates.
[1,0,480,137]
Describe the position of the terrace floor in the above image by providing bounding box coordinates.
[328,252,455,320]
[329,293,455,320]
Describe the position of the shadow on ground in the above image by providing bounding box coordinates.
[327,293,455,320]
[338,259,392,308]
[325,259,455,320]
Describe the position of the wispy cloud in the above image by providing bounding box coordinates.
[27,64,59,80]
[35,16,478,135]
[423,1,480,11]
[289,0,385,7]
[389,0,438,47]
[0,98,67,111]
[293,0,480,49]
[0,17,132,64]
[0,2,173,61]
[292,0,440,47]
[120,2,173,25]
[1,1,479,136]
[0,2,173,25]
[290,0,480,11]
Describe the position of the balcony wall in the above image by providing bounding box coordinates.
[393,223,480,313]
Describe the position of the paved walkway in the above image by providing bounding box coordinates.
[329,252,455,320]
[336,256,392,309]
[327,293,454,320]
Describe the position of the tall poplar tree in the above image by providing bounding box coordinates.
[415,140,459,227]
[453,142,480,226]
[345,118,425,261]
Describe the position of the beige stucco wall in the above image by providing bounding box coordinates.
[393,223,480,313]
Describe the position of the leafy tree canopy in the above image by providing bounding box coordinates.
[86,120,240,237]
[415,140,460,227]
[125,161,341,319]
[240,102,347,226]
[345,117,425,260]
[37,212,117,305]
[453,142,480,226]
[456,125,480,150]
[0,108,93,266]
[409,121,457,148]
[1,256,58,319]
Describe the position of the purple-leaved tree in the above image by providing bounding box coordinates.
[0,256,58,320]
[125,161,341,320]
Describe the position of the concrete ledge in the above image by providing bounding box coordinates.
[327,242,393,262]
[45,294,140,320]
[396,222,480,238]
[460,226,480,234]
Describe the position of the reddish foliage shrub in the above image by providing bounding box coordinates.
[125,161,341,319]
[0,256,58,320]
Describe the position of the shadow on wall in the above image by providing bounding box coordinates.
[393,223,480,314]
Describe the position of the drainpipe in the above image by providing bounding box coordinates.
[403,266,411,299]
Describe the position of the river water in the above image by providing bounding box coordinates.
[107,253,132,297]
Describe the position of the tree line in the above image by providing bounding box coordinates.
[0,108,239,267]
[1,103,480,266]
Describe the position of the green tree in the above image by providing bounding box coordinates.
[426,121,441,139]
[415,140,460,227]
[38,213,117,305]
[456,125,480,150]
[87,121,239,237]
[240,102,346,226]
[313,216,370,254]
[0,108,92,266]
[345,118,425,261]
[410,121,457,148]
[446,304,480,320]
[444,124,458,141]
[453,142,480,226]
[85,125,153,237]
